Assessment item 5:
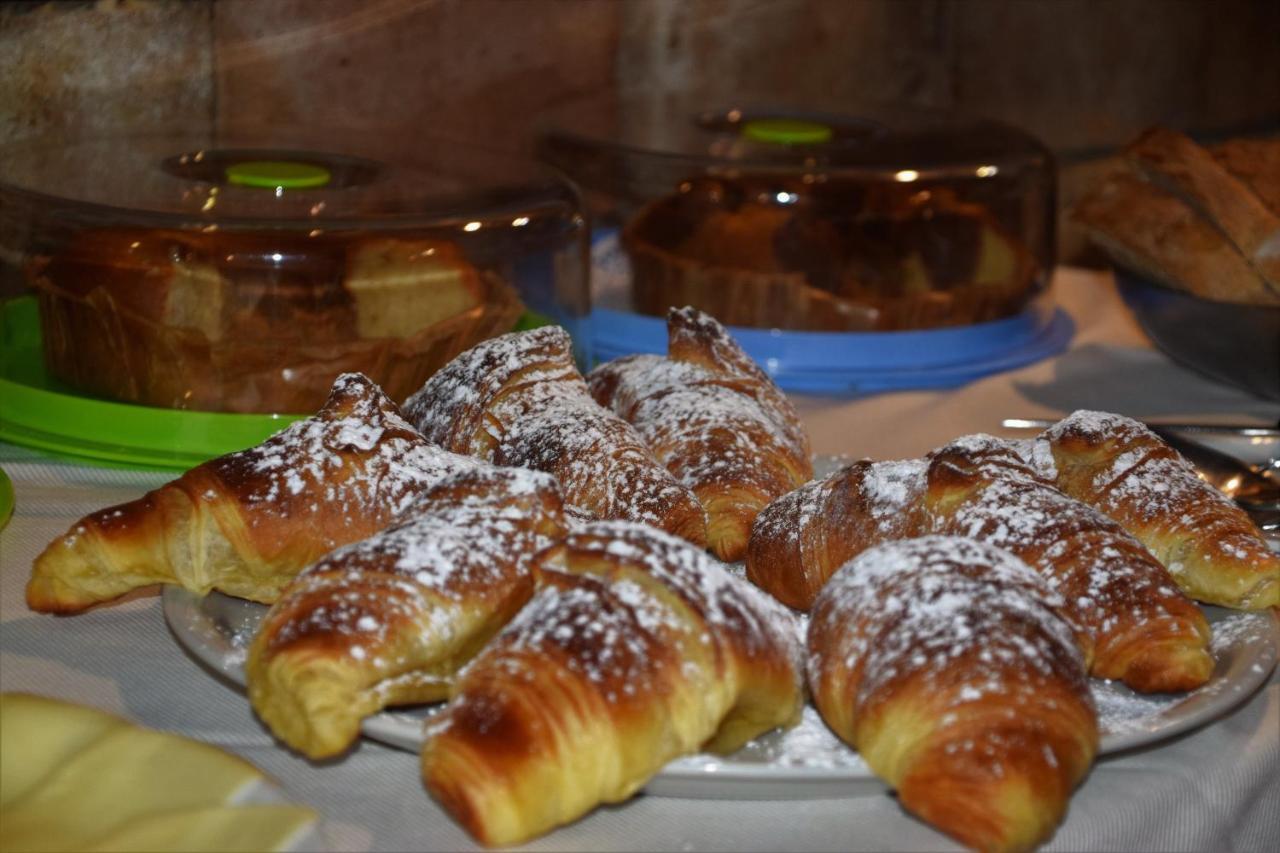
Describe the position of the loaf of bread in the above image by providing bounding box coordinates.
[27,229,524,412]
[1074,128,1280,305]
[1125,128,1280,291]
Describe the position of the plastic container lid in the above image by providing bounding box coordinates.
[0,126,590,430]
[541,91,1065,390]
[0,127,583,233]
[538,91,1054,192]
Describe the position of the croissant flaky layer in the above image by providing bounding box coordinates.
[27,373,478,613]
[1038,410,1279,609]
[247,466,566,760]
[403,326,708,547]
[808,536,1099,853]
[589,307,813,562]
[421,520,803,847]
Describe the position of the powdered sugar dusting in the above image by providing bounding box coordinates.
[808,536,1095,764]
[572,519,803,672]
[667,306,811,459]
[1044,411,1278,606]
[403,327,703,536]
[206,373,480,544]
[927,434,1207,677]
[257,466,561,670]
[588,354,809,506]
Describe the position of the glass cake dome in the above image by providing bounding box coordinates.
[538,92,1070,394]
[0,126,588,466]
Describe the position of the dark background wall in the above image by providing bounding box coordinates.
[3,0,1278,259]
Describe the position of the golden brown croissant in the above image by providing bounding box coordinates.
[421,520,803,847]
[27,373,479,614]
[926,434,1211,693]
[808,536,1099,853]
[1038,410,1279,609]
[403,326,707,546]
[746,458,927,610]
[588,307,813,562]
[247,466,565,760]
[747,436,1211,692]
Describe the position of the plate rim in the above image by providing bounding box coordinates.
[161,586,1280,797]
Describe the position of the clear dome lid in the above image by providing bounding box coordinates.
[0,126,581,243]
[0,126,589,424]
[538,92,1053,197]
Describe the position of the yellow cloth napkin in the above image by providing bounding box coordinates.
[0,693,315,853]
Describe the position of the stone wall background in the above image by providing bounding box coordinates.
[3,0,1278,260]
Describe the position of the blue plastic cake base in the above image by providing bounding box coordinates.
[587,229,1073,395]
[588,306,1073,396]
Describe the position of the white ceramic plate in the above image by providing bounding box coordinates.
[163,586,1278,801]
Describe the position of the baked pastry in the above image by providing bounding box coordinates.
[1073,129,1280,305]
[1038,410,1280,609]
[421,520,803,846]
[622,177,1038,331]
[808,536,1098,853]
[27,228,524,412]
[588,306,813,561]
[28,373,478,613]
[1072,172,1278,305]
[1209,137,1280,217]
[746,458,927,610]
[747,435,1213,693]
[926,434,1211,692]
[247,466,565,760]
[1125,128,1280,291]
[403,326,708,546]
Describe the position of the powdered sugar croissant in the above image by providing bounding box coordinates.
[248,466,565,759]
[404,326,707,546]
[926,434,1211,693]
[589,307,812,561]
[748,434,1213,693]
[808,536,1098,852]
[421,520,803,846]
[28,373,478,613]
[1036,410,1279,609]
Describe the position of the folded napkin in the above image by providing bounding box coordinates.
[0,693,315,852]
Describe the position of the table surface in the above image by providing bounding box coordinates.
[2,268,1278,853]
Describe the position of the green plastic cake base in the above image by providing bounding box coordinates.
[0,297,304,470]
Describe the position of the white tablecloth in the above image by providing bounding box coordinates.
[2,268,1278,852]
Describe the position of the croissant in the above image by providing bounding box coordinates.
[403,326,707,547]
[1038,410,1279,609]
[808,536,1099,853]
[247,466,565,760]
[421,520,803,847]
[747,437,1212,693]
[27,373,478,613]
[588,307,813,561]
[926,434,1211,693]
[746,458,927,610]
